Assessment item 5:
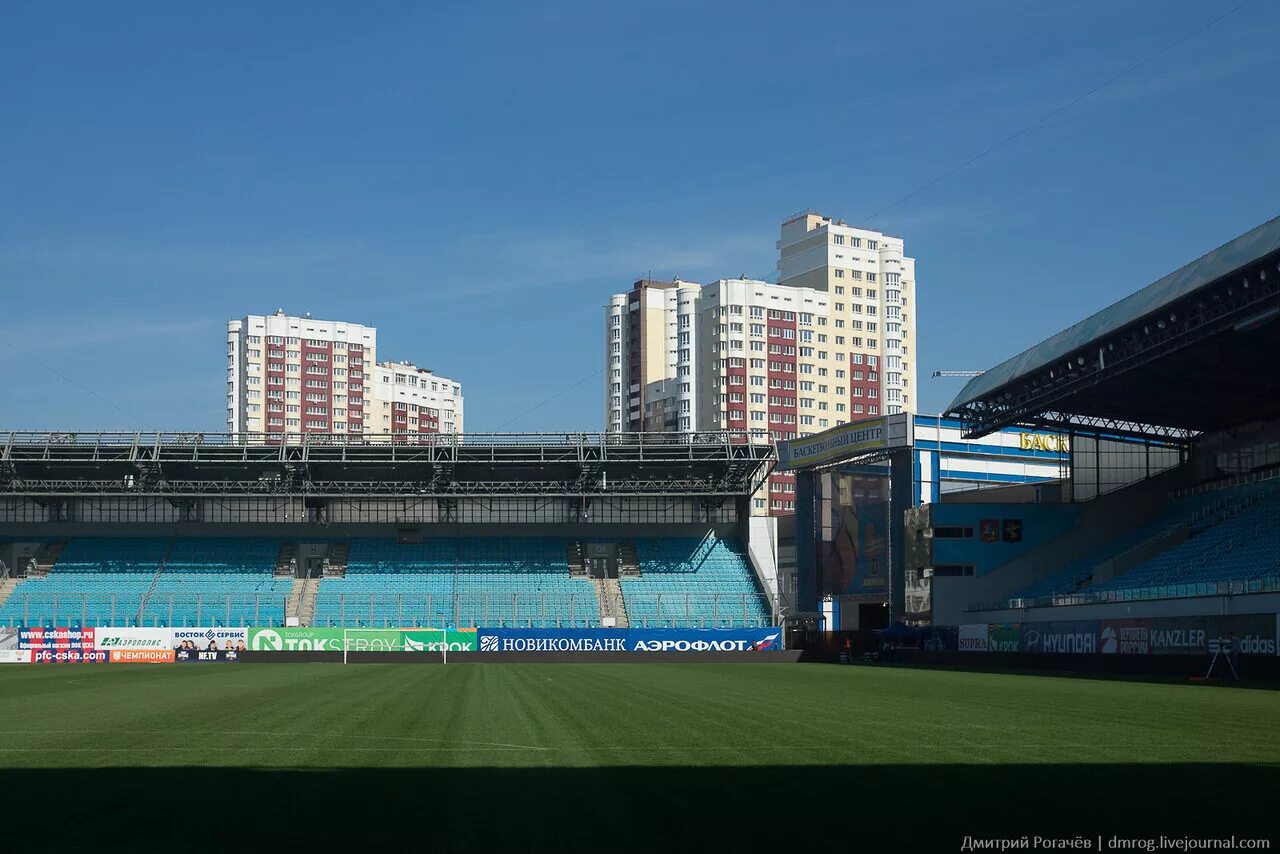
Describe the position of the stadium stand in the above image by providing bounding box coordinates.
[934,214,1280,626]
[623,536,772,627]
[1086,486,1280,596]
[0,537,290,627]
[0,530,774,629]
[0,432,778,629]
[312,538,601,628]
[309,535,772,628]
[1000,481,1276,605]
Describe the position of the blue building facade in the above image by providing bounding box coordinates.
[911,416,1068,506]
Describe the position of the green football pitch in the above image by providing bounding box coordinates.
[2,663,1277,852]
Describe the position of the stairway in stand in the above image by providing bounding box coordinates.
[617,542,641,577]
[275,542,299,578]
[324,542,350,578]
[0,577,21,609]
[591,577,629,628]
[286,578,307,623]
[285,577,321,626]
[299,577,319,624]
[28,542,65,578]
[566,542,586,577]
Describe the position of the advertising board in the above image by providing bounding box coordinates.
[110,649,176,664]
[476,627,781,653]
[33,649,108,663]
[402,630,477,652]
[94,628,173,651]
[1020,621,1098,654]
[246,627,475,652]
[19,626,96,650]
[958,624,988,652]
[174,649,240,662]
[172,627,248,651]
[986,623,1021,653]
[1100,620,1150,655]
[0,650,33,664]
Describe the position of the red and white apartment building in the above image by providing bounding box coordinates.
[605,211,918,515]
[227,310,462,441]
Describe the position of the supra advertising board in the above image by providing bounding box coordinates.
[958,624,988,652]
[476,627,781,653]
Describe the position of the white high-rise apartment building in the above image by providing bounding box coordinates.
[371,361,464,437]
[228,310,462,440]
[605,279,700,434]
[777,212,918,417]
[603,211,920,515]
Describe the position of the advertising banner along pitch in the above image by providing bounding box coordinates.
[958,624,988,652]
[246,627,477,652]
[175,649,241,663]
[172,628,248,652]
[476,627,782,653]
[19,627,96,650]
[94,628,174,651]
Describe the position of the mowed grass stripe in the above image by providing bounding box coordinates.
[0,663,1276,769]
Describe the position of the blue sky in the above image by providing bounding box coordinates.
[2,1,1277,431]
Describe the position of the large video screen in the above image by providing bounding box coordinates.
[815,462,891,598]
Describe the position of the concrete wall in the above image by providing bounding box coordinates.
[746,515,780,619]
[928,503,1083,575]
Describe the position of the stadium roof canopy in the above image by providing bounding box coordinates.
[0,432,774,498]
[947,216,1280,441]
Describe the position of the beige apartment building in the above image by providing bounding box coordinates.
[602,211,919,514]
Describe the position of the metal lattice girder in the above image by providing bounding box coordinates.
[949,243,1280,440]
[0,431,776,499]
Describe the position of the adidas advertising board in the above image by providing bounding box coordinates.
[476,627,782,653]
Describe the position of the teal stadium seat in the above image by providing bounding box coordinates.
[0,538,289,627]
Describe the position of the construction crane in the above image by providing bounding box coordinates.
[931,370,984,378]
